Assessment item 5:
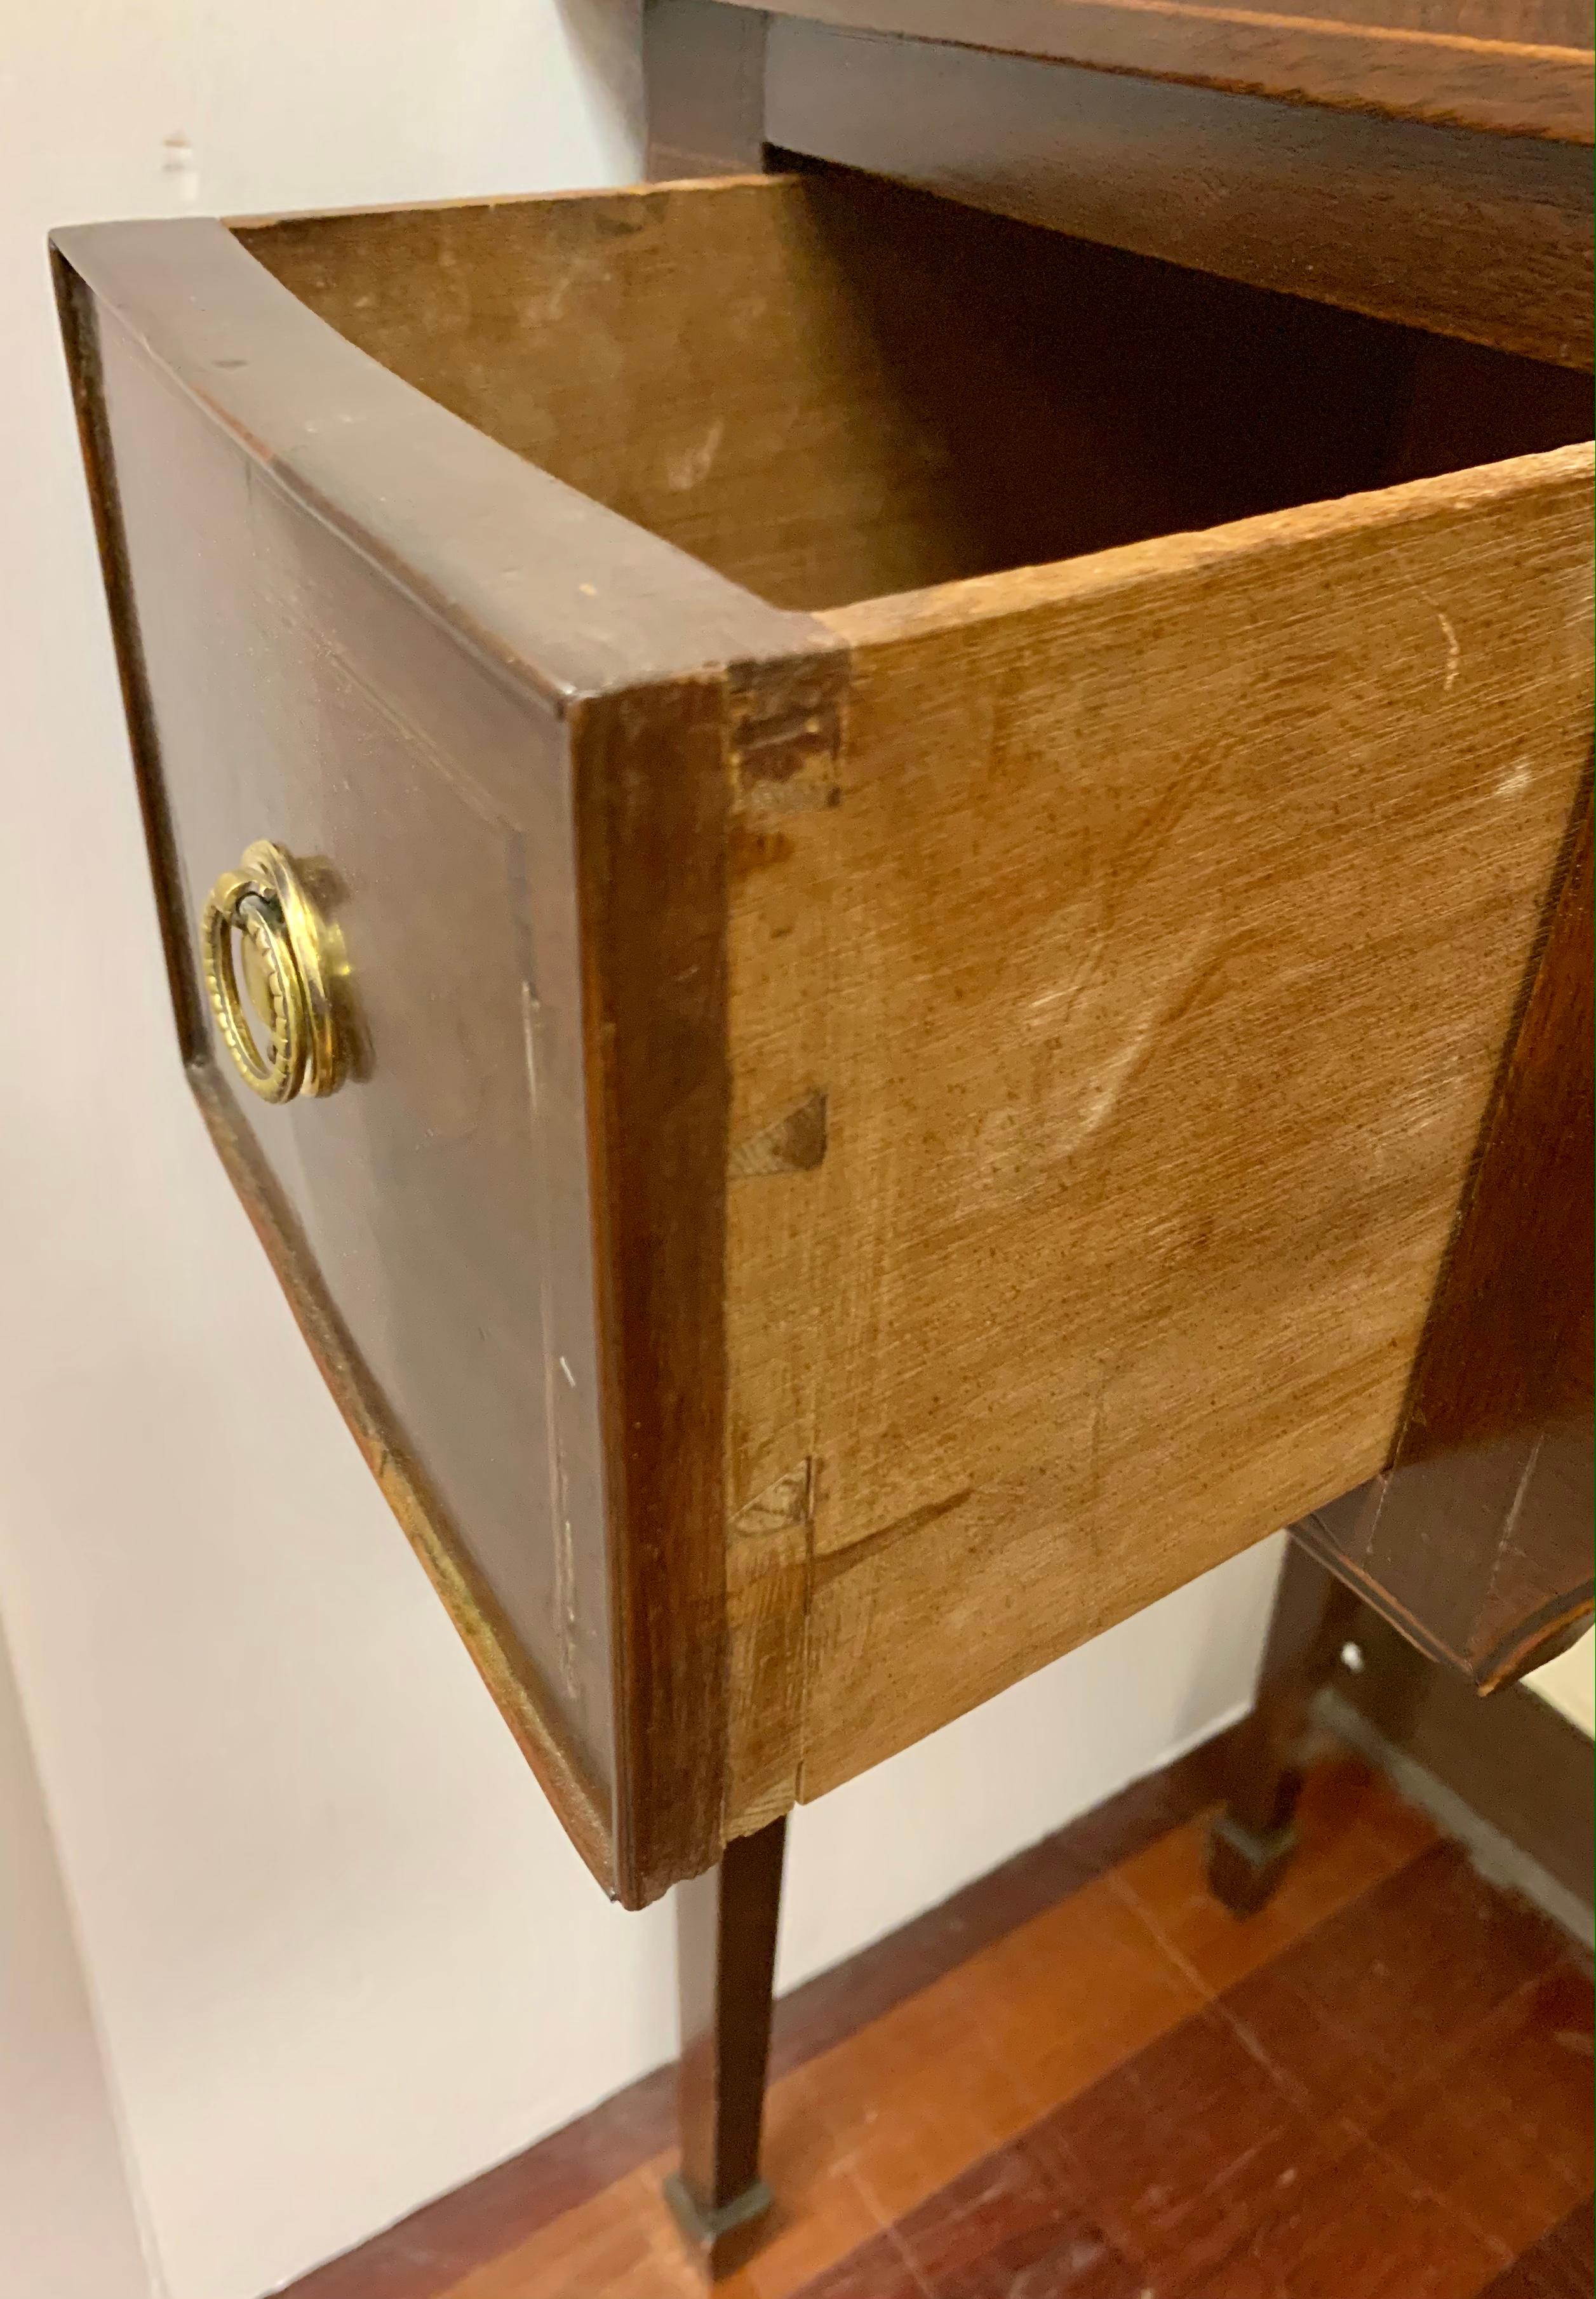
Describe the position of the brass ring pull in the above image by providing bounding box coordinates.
[200,841,345,1102]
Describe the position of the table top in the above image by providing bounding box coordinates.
[714,0,1595,140]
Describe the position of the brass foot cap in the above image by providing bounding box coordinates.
[664,2171,776,2281]
[1207,1811,1299,1917]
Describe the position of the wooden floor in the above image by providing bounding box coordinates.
[286,1744,1593,2299]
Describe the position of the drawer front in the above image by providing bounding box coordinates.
[80,294,620,1853]
[57,203,837,1905]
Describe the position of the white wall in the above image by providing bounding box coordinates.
[0,6,1284,2296]
[1527,1628,1595,1738]
[0,1617,155,2299]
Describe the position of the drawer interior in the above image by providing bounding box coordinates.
[240,166,1592,618]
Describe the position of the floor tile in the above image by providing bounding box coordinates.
[1218,1844,1567,2133]
[440,2162,699,2299]
[894,2132,1139,2298]
[1031,2006,1348,2295]
[1532,2202,1595,2299]
[803,1963,1037,2225]
[1372,1961,1594,2260]
[788,2227,929,2299]
[1187,2136,1509,2299]
[1479,2201,1594,2299]
[963,1872,1207,2121]
[719,2069,887,2299]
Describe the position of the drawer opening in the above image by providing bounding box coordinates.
[239,167,1592,619]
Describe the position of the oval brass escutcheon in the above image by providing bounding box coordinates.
[200,841,346,1102]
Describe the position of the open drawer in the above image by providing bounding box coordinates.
[53,168,1593,1905]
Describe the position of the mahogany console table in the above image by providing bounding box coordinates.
[55,0,1590,2271]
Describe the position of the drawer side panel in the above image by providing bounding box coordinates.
[739,446,1595,1799]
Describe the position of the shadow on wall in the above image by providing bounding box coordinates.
[554,0,648,159]
[0,1614,154,2299]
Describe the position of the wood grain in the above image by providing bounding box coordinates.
[1210,0,1592,50]
[750,447,1595,1799]
[243,172,1590,629]
[721,0,1595,138]
[245,177,1012,612]
[1482,2202,1596,2299]
[251,170,1404,616]
[764,20,1595,365]
[576,676,736,1900]
[734,0,1596,57]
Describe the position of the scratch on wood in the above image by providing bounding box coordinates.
[522,976,579,1701]
[730,1089,828,1178]
[1437,609,1461,692]
[814,1487,976,1589]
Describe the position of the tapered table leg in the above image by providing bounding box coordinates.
[664,1815,788,2279]
[1208,1538,1360,1915]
